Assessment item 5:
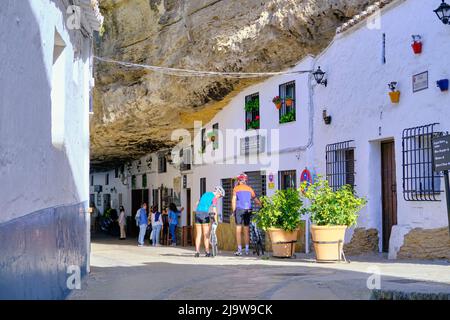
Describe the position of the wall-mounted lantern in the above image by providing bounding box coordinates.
[411,35,422,54]
[434,0,450,25]
[312,66,328,87]
[322,110,332,125]
[437,79,449,91]
[388,82,401,104]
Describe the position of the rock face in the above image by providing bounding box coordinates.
[397,228,450,261]
[92,0,379,169]
[344,228,379,255]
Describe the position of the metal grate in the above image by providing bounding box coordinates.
[221,178,235,223]
[278,170,297,190]
[279,81,296,123]
[326,141,356,191]
[402,123,443,201]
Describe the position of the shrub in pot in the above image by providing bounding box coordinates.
[301,178,367,262]
[255,189,303,257]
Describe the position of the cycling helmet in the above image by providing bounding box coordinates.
[214,186,226,197]
[237,173,248,183]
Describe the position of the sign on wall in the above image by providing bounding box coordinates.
[432,135,450,172]
[268,173,275,189]
[412,71,428,93]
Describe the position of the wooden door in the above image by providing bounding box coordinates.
[381,141,398,252]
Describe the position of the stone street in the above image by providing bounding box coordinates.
[68,237,450,300]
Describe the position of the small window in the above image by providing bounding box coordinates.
[279,170,297,190]
[158,155,167,173]
[181,147,192,171]
[90,175,94,186]
[115,168,119,178]
[131,175,137,189]
[212,123,219,150]
[326,141,356,191]
[402,124,443,201]
[105,173,109,186]
[142,174,147,189]
[200,178,206,197]
[201,128,206,153]
[279,81,296,124]
[245,93,260,130]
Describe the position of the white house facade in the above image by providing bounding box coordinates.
[0,0,102,299]
[90,0,450,260]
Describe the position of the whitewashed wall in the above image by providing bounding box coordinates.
[313,0,450,256]
[0,0,92,224]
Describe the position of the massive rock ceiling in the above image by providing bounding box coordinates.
[91,0,378,170]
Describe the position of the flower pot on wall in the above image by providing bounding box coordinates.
[412,41,422,54]
[310,225,347,262]
[389,91,400,103]
[437,79,449,92]
[268,228,298,258]
[275,102,281,110]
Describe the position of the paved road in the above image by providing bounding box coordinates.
[68,237,450,300]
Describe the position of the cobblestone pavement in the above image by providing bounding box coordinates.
[68,237,450,300]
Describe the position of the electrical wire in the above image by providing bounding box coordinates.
[94,56,312,79]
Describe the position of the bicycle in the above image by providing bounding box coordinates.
[249,214,265,256]
[209,213,218,257]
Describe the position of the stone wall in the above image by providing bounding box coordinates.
[344,228,379,255]
[397,227,450,261]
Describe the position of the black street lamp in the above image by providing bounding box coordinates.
[434,0,450,25]
[313,66,327,87]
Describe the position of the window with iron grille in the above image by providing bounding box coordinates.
[90,175,94,186]
[158,155,167,173]
[279,81,296,124]
[200,177,206,197]
[105,173,109,185]
[131,175,136,189]
[180,147,192,171]
[402,123,442,201]
[326,141,356,191]
[245,93,260,130]
[278,170,297,190]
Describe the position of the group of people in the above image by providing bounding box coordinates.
[135,203,183,247]
[193,172,260,258]
[118,172,259,257]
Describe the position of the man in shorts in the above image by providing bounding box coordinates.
[232,173,260,256]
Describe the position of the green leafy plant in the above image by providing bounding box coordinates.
[301,178,367,227]
[279,110,295,124]
[255,189,303,232]
[245,99,260,112]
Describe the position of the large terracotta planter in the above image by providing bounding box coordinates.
[268,228,298,258]
[310,225,347,262]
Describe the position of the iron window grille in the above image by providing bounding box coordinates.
[131,175,136,189]
[278,170,297,190]
[221,178,236,223]
[105,173,109,185]
[326,140,356,191]
[142,174,147,189]
[279,81,296,124]
[180,147,192,171]
[402,123,443,201]
[245,93,260,130]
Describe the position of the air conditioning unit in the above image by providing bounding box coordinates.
[94,185,102,193]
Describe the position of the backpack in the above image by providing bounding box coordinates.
[155,212,161,223]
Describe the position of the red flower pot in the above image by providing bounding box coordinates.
[412,41,422,54]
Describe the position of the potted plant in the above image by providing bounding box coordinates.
[388,82,400,104]
[437,79,449,92]
[301,178,367,262]
[285,96,294,107]
[245,99,259,112]
[255,189,303,257]
[279,110,295,124]
[272,96,282,110]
